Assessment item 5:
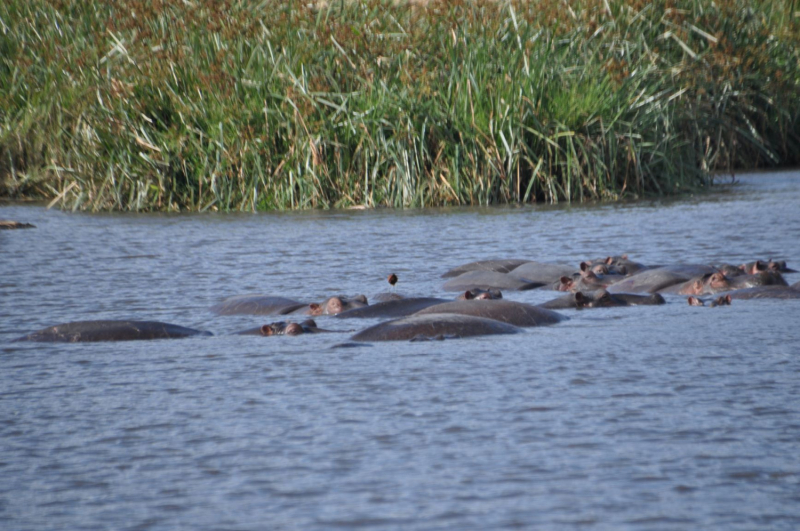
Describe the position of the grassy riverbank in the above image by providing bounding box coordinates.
[1,0,799,211]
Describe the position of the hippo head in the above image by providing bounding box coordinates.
[323,297,346,315]
[590,262,610,275]
[585,290,617,308]
[687,296,705,306]
[580,262,602,278]
[459,289,503,300]
[716,264,743,278]
[707,272,730,291]
[284,323,305,335]
[260,321,311,335]
[767,260,793,272]
[740,260,767,275]
[260,322,287,336]
[573,292,592,308]
[710,295,732,307]
[307,295,368,316]
[557,276,575,292]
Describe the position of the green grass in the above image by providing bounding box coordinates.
[1,0,799,211]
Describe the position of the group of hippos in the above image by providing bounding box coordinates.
[12,254,800,344]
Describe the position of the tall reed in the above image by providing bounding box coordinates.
[1,0,798,211]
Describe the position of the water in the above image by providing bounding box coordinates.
[1,171,799,530]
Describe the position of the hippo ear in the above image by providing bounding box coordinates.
[580,262,589,272]
[574,292,586,303]
[687,296,702,306]
[605,256,614,264]
[725,294,732,304]
[354,294,368,304]
[261,324,273,336]
[464,290,475,300]
[559,276,572,290]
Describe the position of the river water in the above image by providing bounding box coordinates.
[1,171,799,530]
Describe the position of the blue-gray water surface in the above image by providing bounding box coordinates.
[1,171,799,530]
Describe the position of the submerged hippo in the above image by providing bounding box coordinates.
[335,297,448,319]
[414,300,565,327]
[740,259,796,274]
[371,292,406,303]
[687,295,732,307]
[456,288,503,300]
[442,270,544,292]
[539,290,665,310]
[554,262,622,292]
[212,294,368,316]
[296,295,369,316]
[13,320,212,343]
[441,259,530,278]
[582,255,647,276]
[236,319,329,336]
[662,270,787,296]
[506,261,577,285]
[659,271,730,295]
[607,264,716,294]
[350,313,523,342]
[717,286,800,300]
[211,295,307,315]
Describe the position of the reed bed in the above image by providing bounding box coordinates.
[1,0,798,211]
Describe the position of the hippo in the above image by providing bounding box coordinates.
[441,259,530,278]
[456,288,503,300]
[727,270,788,290]
[335,297,448,319]
[583,255,647,276]
[0,220,35,229]
[714,263,747,278]
[13,320,212,342]
[539,290,665,309]
[717,286,800,300]
[236,319,329,336]
[350,313,523,342]
[442,270,544,292]
[371,292,406,303]
[740,260,796,274]
[687,295,732,307]
[659,271,730,295]
[413,300,565,327]
[212,294,367,316]
[211,295,307,315]
[553,262,622,292]
[505,261,577,285]
[293,295,369,316]
[607,264,717,294]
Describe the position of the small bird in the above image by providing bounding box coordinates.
[387,273,398,291]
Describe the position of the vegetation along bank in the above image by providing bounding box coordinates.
[1,0,798,211]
